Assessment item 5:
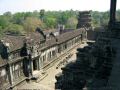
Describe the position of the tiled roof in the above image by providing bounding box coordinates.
[41,28,85,50]
[26,32,45,43]
[1,35,25,52]
[57,28,85,44]
[43,29,58,35]
[0,29,85,51]
[0,57,7,67]
[41,37,57,50]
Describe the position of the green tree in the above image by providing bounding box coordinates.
[66,17,78,29]
[91,11,101,27]
[23,17,43,32]
[0,26,3,35]
[4,24,25,35]
[44,17,57,29]
[32,10,39,18]
[24,12,33,19]
[0,16,10,29]
[12,12,25,24]
[57,12,69,24]
[3,11,13,22]
[3,11,12,17]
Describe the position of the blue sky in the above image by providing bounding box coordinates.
[0,0,120,15]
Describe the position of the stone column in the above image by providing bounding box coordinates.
[29,57,33,77]
[39,56,44,72]
[50,50,53,58]
[38,57,40,70]
[46,52,48,61]
[85,31,87,41]
[109,0,117,26]
[8,64,13,86]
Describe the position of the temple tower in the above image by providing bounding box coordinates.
[77,11,92,30]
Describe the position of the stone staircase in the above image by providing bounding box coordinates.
[31,71,48,83]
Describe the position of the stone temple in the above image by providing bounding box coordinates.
[0,0,120,90]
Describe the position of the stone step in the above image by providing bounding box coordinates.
[36,73,48,83]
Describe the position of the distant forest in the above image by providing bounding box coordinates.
[0,10,120,36]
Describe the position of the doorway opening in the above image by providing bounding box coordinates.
[33,60,37,71]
